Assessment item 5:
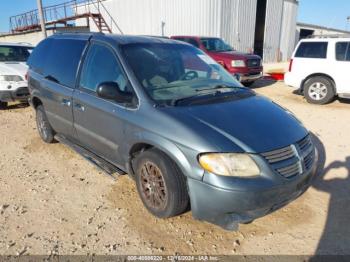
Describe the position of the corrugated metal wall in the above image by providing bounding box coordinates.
[221,0,257,53]
[93,0,224,36]
[263,0,284,63]
[77,0,298,63]
[280,0,298,61]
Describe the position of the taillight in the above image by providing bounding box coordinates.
[288,59,293,72]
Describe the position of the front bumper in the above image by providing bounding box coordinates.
[284,72,302,89]
[0,87,30,102]
[234,72,263,83]
[188,150,318,230]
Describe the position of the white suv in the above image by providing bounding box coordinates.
[285,37,350,104]
[0,42,33,108]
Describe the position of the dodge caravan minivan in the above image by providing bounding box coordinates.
[27,33,318,230]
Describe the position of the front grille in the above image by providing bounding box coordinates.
[277,161,301,178]
[261,146,295,163]
[15,87,29,98]
[247,58,261,68]
[261,135,315,179]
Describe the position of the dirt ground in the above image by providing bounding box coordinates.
[0,80,349,256]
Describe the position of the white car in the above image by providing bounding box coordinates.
[0,42,33,108]
[285,37,350,104]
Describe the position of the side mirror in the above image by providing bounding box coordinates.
[97,82,133,103]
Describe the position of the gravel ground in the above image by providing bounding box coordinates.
[0,80,349,256]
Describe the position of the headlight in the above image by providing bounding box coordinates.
[231,60,246,68]
[199,153,260,177]
[0,75,24,82]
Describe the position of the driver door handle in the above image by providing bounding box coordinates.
[74,103,85,112]
[61,99,71,107]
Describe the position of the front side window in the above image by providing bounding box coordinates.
[336,42,350,61]
[295,42,328,59]
[121,43,249,106]
[0,45,33,62]
[79,43,128,93]
[200,38,234,52]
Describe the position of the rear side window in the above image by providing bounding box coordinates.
[336,42,350,61]
[45,39,87,88]
[295,42,328,59]
[27,38,53,74]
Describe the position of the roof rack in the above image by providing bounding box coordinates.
[307,34,350,39]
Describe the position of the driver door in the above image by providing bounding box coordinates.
[72,41,135,167]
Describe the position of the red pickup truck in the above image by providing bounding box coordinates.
[171,36,263,86]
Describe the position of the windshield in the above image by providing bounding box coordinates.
[0,45,33,62]
[121,43,245,105]
[200,38,234,52]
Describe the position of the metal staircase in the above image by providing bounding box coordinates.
[91,13,111,33]
[9,0,123,34]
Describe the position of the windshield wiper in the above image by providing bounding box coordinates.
[171,93,216,106]
[195,85,245,92]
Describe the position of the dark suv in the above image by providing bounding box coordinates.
[27,33,318,230]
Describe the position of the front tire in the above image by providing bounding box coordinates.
[243,81,255,87]
[304,77,335,104]
[134,149,189,218]
[0,101,8,109]
[36,105,56,143]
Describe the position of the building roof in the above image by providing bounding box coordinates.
[297,22,350,34]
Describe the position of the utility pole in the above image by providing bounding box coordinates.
[347,16,350,32]
[37,0,47,38]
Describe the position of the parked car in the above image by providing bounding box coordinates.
[27,33,317,230]
[171,36,263,86]
[285,37,350,104]
[0,42,33,108]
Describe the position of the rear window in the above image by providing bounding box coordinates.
[28,38,87,88]
[174,38,199,48]
[336,42,350,61]
[295,42,328,59]
[0,45,33,62]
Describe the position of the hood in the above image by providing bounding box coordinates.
[209,50,261,61]
[0,62,28,78]
[171,95,308,153]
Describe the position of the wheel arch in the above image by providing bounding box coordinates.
[301,73,337,94]
[31,96,43,109]
[127,133,204,181]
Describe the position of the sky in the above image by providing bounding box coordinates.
[0,0,350,33]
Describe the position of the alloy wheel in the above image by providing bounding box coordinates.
[37,111,48,140]
[308,82,328,101]
[140,161,168,211]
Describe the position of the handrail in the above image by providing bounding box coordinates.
[9,0,123,34]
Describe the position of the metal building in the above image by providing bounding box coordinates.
[77,0,299,63]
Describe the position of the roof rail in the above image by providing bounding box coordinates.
[306,34,350,39]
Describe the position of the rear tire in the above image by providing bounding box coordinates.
[0,101,8,109]
[134,148,189,218]
[36,105,56,143]
[304,76,335,105]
